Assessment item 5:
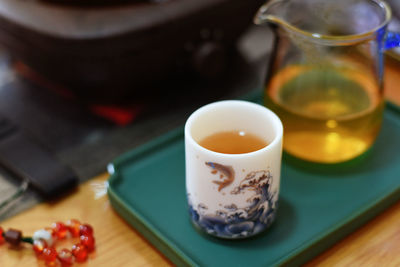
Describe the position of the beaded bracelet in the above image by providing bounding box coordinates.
[0,219,95,266]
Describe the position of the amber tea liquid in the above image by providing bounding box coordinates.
[265,65,384,163]
[199,131,268,154]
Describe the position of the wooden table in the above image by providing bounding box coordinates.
[0,59,400,267]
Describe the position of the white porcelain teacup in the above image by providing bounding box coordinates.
[185,100,283,239]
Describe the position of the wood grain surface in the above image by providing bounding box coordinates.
[0,174,174,267]
[0,59,399,267]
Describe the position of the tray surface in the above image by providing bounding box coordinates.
[108,92,400,266]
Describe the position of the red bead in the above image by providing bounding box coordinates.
[51,222,68,239]
[79,224,93,237]
[42,247,58,263]
[33,239,47,255]
[66,219,81,237]
[71,243,88,262]
[58,248,75,266]
[80,234,95,252]
[0,227,4,244]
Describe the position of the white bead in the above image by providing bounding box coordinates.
[33,229,54,246]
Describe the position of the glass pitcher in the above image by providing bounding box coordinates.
[254,0,400,163]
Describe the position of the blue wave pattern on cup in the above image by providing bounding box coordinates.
[188,169,278,239]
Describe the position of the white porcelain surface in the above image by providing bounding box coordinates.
[185,100,283,238]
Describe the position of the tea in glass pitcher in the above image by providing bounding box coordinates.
[255,0,400,163]
[266,63,384,163]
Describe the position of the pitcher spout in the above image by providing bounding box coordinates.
[254,0,288,26]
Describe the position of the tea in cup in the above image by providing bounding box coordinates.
[184,100,283,239]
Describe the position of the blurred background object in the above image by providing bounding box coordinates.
[0,0,274,218]
[387,0,400,17]
[387,0,400,59]
[0,0,264,103]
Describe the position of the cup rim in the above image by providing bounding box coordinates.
[184,100,283,158]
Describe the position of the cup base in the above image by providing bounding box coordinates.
[188,203,277,239]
